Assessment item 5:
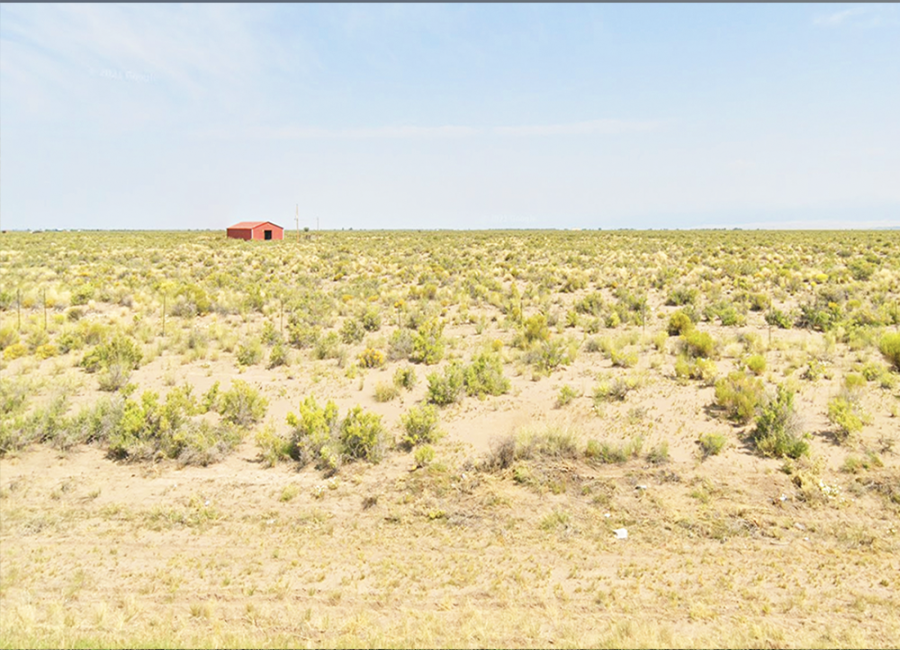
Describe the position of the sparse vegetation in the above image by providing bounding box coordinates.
[879,332,900,371]
[751,386,808,459]
[827,390,870,442]
[399,404,441,449]
[714,372,765,424]
[698,432,728,458]
[2,229,899,649]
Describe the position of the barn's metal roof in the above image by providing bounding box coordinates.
[227,221,283,229]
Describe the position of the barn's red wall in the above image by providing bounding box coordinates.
[226,224,284,240]
[251,225,284,240]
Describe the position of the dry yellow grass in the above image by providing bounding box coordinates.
[2,230,899,647]
[2,436,899,648]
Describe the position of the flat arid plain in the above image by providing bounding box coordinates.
[1,229,899,648]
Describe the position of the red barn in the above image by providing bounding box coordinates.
[226,221,284,241]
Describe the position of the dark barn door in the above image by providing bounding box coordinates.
[264,230,272,240]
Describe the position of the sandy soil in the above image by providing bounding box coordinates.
[2,317,899,648]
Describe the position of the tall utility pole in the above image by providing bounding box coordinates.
[295,204,300,243]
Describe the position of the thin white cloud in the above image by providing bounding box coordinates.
[0,4,314,123]
[813,5,897,27]
[239,119,663,140]
[814,8,863,26]
[727,159,756,170]
[494,119,662,137]
[254,124,480,139]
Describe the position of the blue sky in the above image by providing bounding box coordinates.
[1,3,898,230]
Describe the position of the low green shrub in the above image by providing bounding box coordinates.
[0,394,70,456]
[748,293,771,312]
[97,363,134,392]
[593,376,639,403]
[388,328,414,361]
[796,301,840,332]
[0,326,20,351]
[414,444,435,467]
[765,308,793,329]
[744,354,767,376]
[707,300,745,327]
[340,318,365,344]
[287,397,393,469]
[218,380,268,427]
[681,329,717,359]
[841,451,883,474]
[313,332,342,360]
[827,390,869,442]
[3,343,28,361]
[255,423,292,467]
[698,432,727,458]
[175,283,212,316]
[80,335,143,374]
[286,395,340,469]
[646,440,669,465]
[522,313,550,346]
[714,372,764,424]
[585,436,643,464]
[358,348,386,369]
[359,307,382,332]
[652,331,669,352]
[860,361,886,382]
[879,332,900,371]
[667,310,695,336]
[287,321,320,349]
[464,352,510,397]
[411,318,445,365]
[575,292,605,316]
[236,338,264,366]
[340,406,387,463]
[100,385,244,464]
[373,381,400,402]
[610,348,639,368]
[267,341,289,368]
[393,366,417,390]
[170,420,243,467]
[667,286,698,307]
[515,425,580,460]
[556,384,579,408]
[426,362,465,406]
[751,386,808,459]
[399,404,441,449]
[674,355,718,384]
[260,321,281,346]
[524,338,577,374]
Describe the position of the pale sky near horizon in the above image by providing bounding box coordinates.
[1,3,898,231]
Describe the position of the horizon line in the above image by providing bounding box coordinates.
[3,227,899,233]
